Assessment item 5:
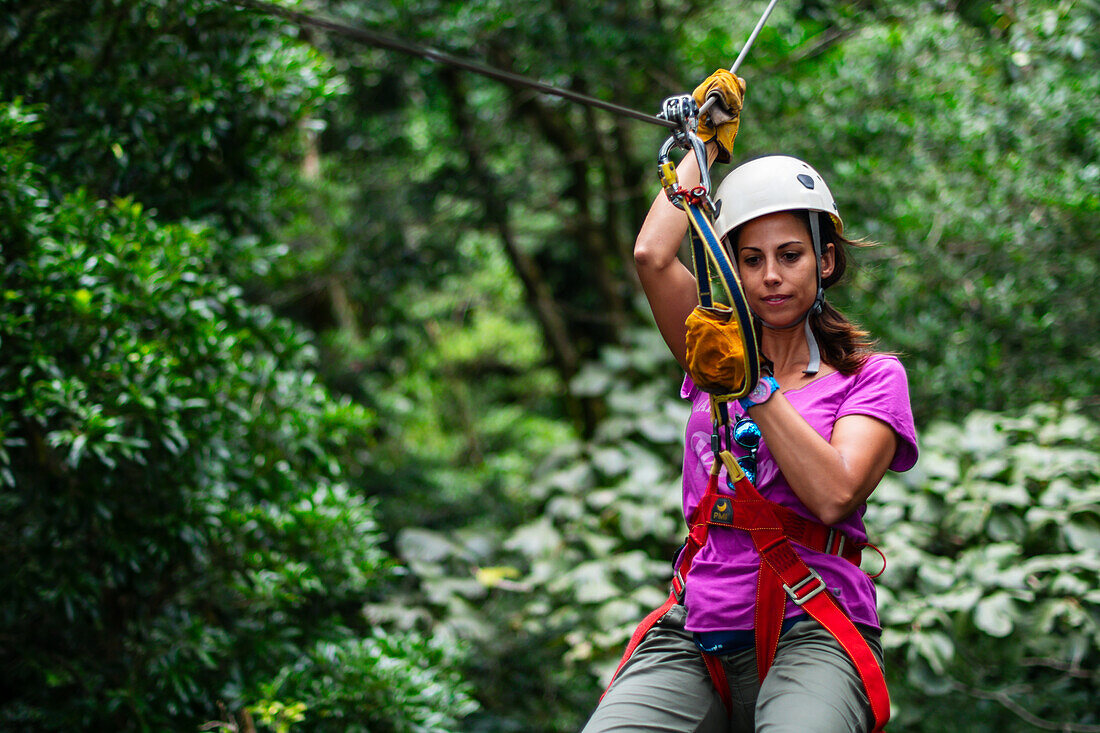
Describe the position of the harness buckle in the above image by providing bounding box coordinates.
[672,569,687,603]
[669,538,688,602]
[825,528,846,557]
[782,568,826,607]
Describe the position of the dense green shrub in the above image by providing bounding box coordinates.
[0,0,341,230]
[377,328,684,730]
[0,103,476,731]
[871,403,1099,731]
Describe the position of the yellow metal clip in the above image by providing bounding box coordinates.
[658,161,678,189]
[719,450,745,482]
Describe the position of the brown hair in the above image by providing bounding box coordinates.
[730,211,879,375]
[803,212,878,374]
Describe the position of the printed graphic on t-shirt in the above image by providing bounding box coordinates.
[690,431,713,473]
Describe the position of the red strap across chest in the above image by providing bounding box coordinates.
[604,472,890,731]
[705,472,889,731]
[692,488,863,566]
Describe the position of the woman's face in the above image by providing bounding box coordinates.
[735,211,835,328]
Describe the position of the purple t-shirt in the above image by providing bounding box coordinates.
[679,354,918,632]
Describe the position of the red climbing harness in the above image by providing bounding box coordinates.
[602,452,891,732]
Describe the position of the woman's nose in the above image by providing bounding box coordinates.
[762,258,781,284]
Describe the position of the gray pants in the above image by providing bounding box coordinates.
[582,606,884,733]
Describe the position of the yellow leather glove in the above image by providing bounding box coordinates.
[684,304,749,395]
[692,69,746,164]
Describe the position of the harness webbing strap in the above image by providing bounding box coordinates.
[601,517,712,702]
[702,653,733,714]
[602,473,890,730]
[601,595,678,694]
[683,198,761,399]
[695,492,862,565]
[688,225,713,310]
[731,475,890,731]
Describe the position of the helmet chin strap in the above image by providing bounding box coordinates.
[757,312,822,376]
[805,211,824,376]
[803,318,821,376]
[755,212,825,376]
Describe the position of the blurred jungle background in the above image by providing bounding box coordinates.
[1,0,1097,730]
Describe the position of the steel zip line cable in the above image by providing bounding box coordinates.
[698,0,781,118]
[222,0,679,129]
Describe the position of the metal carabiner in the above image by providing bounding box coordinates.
[659,95,698,149]
[656,94,713,211]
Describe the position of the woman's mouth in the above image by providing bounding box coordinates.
[762,295,790,305]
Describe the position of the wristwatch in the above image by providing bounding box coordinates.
[739,375,780,410]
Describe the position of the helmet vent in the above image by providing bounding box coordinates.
[797,173,815,190]
[714,199,723,218]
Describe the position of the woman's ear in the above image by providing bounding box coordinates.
[821,241,836,279]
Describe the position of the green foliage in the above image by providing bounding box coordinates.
[732,0,1100,421]
[376,330,689,730]
[1,0,342,229]
[250,699,308,733]
[0,101,475,730]
[254,631,478,733]
[870,402,1100,731]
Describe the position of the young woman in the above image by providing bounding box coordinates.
[582,71,918,732]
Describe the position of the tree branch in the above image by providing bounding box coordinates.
[438,67,596,433]
[485,43,632,343]
[948,680,1100,732]
[1021,656,1098,680]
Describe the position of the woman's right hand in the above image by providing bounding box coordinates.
[692,70,746,163]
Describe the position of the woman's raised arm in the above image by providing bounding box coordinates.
[633,144,720,371]
[634,70,745,371]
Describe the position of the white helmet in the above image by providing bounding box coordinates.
[712,155,842,375]
[713,155,842,240]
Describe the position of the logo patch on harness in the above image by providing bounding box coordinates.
[711,497,733,524]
